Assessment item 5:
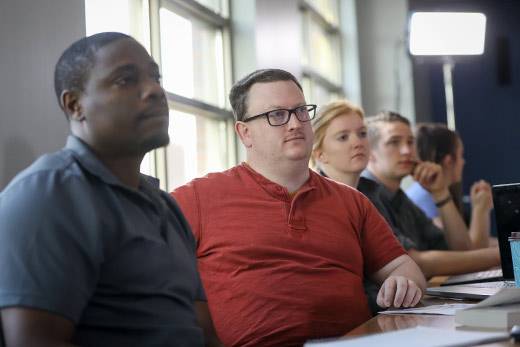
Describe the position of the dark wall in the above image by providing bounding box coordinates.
[410,0,520,193]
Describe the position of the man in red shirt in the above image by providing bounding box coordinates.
[172,69,426,347]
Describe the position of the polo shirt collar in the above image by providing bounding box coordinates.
[361,169,400,202]
[65,135,160,191]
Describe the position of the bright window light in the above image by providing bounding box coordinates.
[168,110,197,189]
[85,0,131,35]
[409,12,486,55]
[160,9,195,98]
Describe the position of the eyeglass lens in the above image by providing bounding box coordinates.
[268,105,314,125]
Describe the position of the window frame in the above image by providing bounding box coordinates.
[300,0,344,103]
[147,0,236,190]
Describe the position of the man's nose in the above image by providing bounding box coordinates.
[142,77,165,101]
[401,143,412,154]
[287,111,303,129]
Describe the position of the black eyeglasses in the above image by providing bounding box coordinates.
[243,104,317,126]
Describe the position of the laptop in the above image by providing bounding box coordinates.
[426,183,520,299]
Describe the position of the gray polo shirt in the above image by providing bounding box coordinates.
[360,171,448,251]
[0,136,204,346]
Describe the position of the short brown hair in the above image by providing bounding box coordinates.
[311,99,364,168]
[229,69,303,121]
[365,111,410,148]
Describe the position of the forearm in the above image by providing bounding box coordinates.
[408,247,500,279]
[371,255,426,308]
[1,308,77,347]
[371,255,427,292]
[468,206,491,249]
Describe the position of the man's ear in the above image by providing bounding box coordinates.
[442,154,453,169]
[60,90,84,121]
[235,121,253,148]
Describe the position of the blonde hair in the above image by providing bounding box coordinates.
[311,99,365,168]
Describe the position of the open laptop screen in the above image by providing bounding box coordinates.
[492,183,520,280]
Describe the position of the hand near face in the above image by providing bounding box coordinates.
[470,180,493,212]
[413,162,448,196]
[376,276,422,308]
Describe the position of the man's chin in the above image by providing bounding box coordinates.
[286,152,311,162]
[285,146,312,160]
[395,171,411,180]
[350,161,369,173]
[141,133,170,153]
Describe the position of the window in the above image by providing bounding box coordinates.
[85,0,235,190]
[85,0,151,49]
[305,0,339,26]
[166,109,234,190]
[159,5,226,107]
[300,0,343,105]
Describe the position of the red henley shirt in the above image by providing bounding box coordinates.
[172,163,405,347]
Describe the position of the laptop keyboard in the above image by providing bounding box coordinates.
[442,268,503,286]
[463,281,516,288]
[474,269,503,279]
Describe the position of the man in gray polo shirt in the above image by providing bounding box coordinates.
[0,32,219,346]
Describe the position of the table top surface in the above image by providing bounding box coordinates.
[344,282,517,346]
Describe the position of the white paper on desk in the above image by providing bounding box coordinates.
[380,303,476,316]
[303,326,508,347]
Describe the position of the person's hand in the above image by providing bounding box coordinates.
[413,162,448,199]
[376,276,422,308]
[470,180,493,212]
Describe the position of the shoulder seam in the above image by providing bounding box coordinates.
[2,153,79,195]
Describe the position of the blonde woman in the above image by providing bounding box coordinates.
[311,100,392,225]
[312,100,400,313]
[312,100,368,187]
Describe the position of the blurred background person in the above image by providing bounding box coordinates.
[406,123,494,248]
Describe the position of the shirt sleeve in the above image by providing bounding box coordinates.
[358,196,406,275]
[421,194,439,219]
[359,183,419,251]
[166,192,206,302]
[0,170,101,323]
[414,204,449,250]
[372,198,418,250]
[390,226,419,251]
[406,183,439,219]
[171,183,201,243]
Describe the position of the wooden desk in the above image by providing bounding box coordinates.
[346,297,516,346]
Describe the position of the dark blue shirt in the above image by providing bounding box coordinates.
[0,136,204,346]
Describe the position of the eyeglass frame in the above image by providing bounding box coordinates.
[241,104,317,126]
